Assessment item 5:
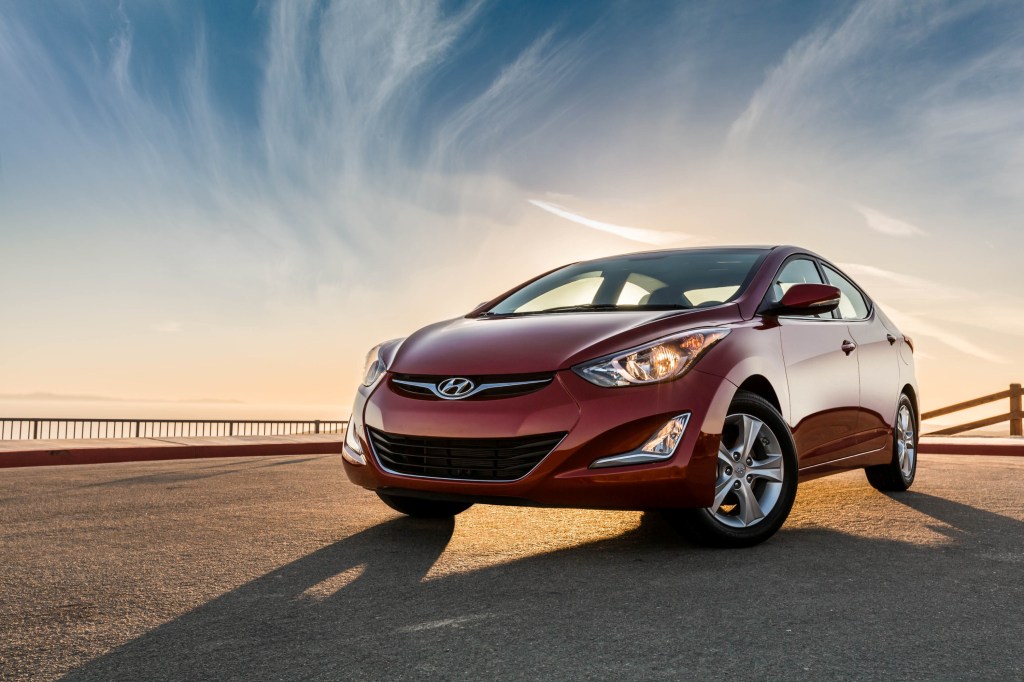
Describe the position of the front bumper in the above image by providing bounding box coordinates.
[342,368,736,510]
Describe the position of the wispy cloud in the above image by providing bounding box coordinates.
[854,204,925,237]
[838,263,956,297]
[528,199,693,246]
[727,1,980,149]
[841,262,1024,374]
[2,1,1023,407]
[881,304,1007,365]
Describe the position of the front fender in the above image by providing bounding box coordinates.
[691,321,791,425]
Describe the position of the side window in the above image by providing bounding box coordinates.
[769,258,830,319]
[822,265,870,320]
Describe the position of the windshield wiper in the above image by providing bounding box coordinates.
[536,304,623,314]
[541,303,693,313]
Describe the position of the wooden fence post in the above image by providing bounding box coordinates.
[1011,383,1023,437]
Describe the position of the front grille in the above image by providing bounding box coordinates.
[389,373,554,401]
[367,428,565,481]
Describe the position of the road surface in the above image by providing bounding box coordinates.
[1,454,1022,680]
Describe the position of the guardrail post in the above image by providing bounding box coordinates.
[32,419,38,440]
[1011,383,1023,437]
[229,422,234,437]
[134,421,140,438]
[315,420,321,434]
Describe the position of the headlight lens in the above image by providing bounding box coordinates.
[574,328,730,387]
[362,344,386,387]
[639,414,689,454]
[361,337,405,387]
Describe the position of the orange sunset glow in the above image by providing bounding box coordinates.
[1,2,1021,429]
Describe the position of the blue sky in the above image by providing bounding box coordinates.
[2,0,1023,414]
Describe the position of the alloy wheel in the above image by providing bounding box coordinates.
[707,413,785,528]
[896,403,916,479]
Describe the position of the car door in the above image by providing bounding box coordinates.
[821,263,898,456]
[767,257,863,469]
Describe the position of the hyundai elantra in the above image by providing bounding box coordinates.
[342,246,918,547]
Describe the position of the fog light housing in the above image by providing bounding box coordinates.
[590,414,690,469]
[342,421,367,465]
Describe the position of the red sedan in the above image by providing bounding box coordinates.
[342,246,919,547]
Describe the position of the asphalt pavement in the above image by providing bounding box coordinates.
[1,454,1022,681]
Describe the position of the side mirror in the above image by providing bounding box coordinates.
[770,283,841,317]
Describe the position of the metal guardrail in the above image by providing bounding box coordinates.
[0,418,348,441]
[922,383,1023,436]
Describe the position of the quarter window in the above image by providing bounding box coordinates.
[822,265,870,320]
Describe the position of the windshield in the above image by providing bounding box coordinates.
[483,249,768,316]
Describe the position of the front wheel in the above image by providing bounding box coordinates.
[376,492,472,518]
[662,391,799,548]
[865,394,917,491]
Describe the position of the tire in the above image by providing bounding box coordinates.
[376,492,472,518]
[865,394,917,492]
[662,391,799,548]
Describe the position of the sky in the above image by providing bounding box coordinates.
[1,0,1023,420]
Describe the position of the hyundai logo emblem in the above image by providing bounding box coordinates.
[437,377,476,399]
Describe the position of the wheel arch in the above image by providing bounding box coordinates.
[736,374,782,414]
[695,370,790,444]
[900,383,920,429]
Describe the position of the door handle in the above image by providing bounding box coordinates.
[886,334,897,345]
[841,340,857,355]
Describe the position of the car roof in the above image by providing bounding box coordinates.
[580,244,792,265]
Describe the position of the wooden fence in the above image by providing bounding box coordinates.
[922,383,1023,436]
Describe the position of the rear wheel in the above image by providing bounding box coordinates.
[376,492,472,518]
[663,391,798,548]
[865,394,917,491]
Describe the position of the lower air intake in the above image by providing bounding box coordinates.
[367,428,565,481]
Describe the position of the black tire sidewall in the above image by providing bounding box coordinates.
[897,394,917,486]
[688,391,799,547]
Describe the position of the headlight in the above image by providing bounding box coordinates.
[361,337,405,387]
[362,344,386,387]
[574,328,730,387]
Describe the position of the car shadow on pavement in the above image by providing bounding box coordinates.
[64,493,1024,681]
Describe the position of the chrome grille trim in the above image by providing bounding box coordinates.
[391,377,551,400]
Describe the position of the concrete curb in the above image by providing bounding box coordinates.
[0,438,344,468]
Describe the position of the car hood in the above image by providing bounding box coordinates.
[389,305,742,375]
